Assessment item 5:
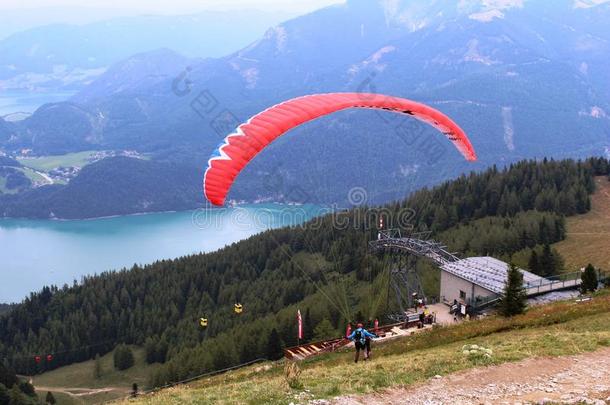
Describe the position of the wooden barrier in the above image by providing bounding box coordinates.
[284,320,423,360]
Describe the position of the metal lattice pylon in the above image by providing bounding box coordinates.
[385,261,426,322]
[369,229,458,321]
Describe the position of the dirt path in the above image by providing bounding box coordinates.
[332,347,610,404]
[34,385,129,398]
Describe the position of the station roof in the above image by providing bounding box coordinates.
[440,256,544,294]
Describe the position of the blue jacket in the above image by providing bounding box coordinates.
[348,327,377,344]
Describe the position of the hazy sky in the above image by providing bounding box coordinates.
[0,0,346,39]
[0,0,345,13]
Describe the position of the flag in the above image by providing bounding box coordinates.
[345,323,352,338]
[374,318,379,331]
[297,309,303,340]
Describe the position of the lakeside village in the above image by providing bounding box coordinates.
[0,149,144,186]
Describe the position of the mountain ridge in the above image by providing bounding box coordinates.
[0,9,294,92]
[1,0,610,217]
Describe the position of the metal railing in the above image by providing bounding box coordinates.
[472,269,610,309]
[369,234,460,265]
[524,271,582,295]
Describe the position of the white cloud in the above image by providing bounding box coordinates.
[467,0,524,22]
[579,106,608,118]
[469,9,505,22]
[574,0,610,9]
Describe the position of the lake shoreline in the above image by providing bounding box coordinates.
[0,202,323,222]
[0,204,324,302]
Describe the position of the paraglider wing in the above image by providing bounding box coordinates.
[204,93,477,206]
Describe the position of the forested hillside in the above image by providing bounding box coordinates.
[0,363,37,404]
[0,304,14,315]
[0,157,202,218]
[1,158,608,387]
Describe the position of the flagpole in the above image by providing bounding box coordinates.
[297,309,303,346]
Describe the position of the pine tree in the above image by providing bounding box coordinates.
[8,385,27,405]
[266,328,283,360]
[156,338,168,363]
[575,186,590,213]
[540,244,554,277]
[313,319,336,341]
[18,381,35,397]
[45,391,56,404]
[113,345,134,371]
[0,363,18,389]
[303,309,313,342]
[499,263,527,317]
[528,250,540,276]
[144,338,157,364]
[93,353,102,379]
[581,263,598,293]
[0,384,9,405]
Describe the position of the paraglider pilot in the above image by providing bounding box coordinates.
[347,323,378,363]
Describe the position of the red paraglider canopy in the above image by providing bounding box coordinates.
[204,92,477,206]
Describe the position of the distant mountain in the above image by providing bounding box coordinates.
[74,48,194,104]
[0,117,16,144]
[2,0,610,218]
[0,6,149,39]
[0,10,294,91]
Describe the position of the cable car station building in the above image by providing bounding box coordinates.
[370,231,587,315]
[439,256,543,306]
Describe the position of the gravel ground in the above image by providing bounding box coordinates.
[326,347,610,405]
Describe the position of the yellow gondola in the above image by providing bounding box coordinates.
[234,303,243,314]
[199,317,208,327]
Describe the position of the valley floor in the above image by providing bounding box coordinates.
[334,346,610,405]
[31,346,158,404]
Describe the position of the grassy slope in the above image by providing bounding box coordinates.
[19,166,49,183]
[123,291,610,405]
[37,177,610,404]
[555,177,610,271]
[17,151,96,172]
[32,347,160,405]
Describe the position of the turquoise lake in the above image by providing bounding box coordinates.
[0,205,324,302]
[0,90,76,117]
